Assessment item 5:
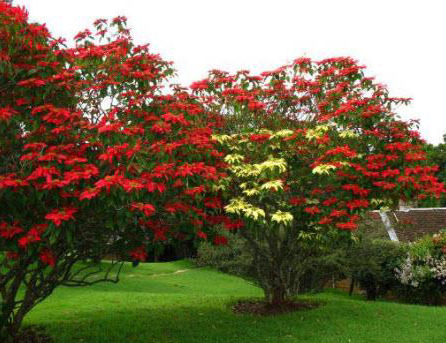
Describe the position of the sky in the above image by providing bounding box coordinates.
[14,0,446,144]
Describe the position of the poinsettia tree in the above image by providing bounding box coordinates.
[192,58,445,305]
[0,3,225,339]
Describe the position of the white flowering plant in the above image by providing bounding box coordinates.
[394,231,446,305]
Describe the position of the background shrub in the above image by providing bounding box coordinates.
[195,233,255,279]
[347,237,407,300]
[394,231,446,305]
[195,231,346,295]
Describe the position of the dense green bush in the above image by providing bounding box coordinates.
[197,228,446,307]
[298,248,347,293]
[195,232,346,295]
[347,236,407,300]
[195,233,255,279]
[346,230,446,305]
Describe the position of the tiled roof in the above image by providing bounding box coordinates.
[364,208,446,242]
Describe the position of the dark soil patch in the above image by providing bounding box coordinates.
[232,299,321,316]
[12,326,53,343]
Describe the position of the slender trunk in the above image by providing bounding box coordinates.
[1,302,25,339]
[0,273,24,340]
[0,312,11,341]
[349,277,355,296]
[0,301,12,336]
[8,303,29,339]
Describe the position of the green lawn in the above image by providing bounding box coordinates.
[25,260,446,343]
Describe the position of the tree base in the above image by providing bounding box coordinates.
[232,299,320,316]
[8,326,53,343]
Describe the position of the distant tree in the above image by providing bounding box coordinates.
[421,134,446,206]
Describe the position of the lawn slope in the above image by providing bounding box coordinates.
[26,260,446,343]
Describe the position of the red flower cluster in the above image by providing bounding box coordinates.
[213,235,228,246]
[130,203,156,217]
[129,246,147,261]
[45,208,77,226]
[39,249,56,266]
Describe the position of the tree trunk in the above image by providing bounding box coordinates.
[268,286,287,306]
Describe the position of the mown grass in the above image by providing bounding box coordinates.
[25,260,446,342]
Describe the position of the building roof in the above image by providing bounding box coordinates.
[364,208,446,242]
